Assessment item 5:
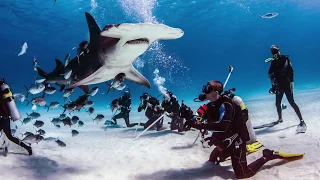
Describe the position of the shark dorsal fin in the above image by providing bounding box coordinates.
[84,12,101,44]
[55,59,64,68]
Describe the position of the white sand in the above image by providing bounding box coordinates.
[0,88,319,180]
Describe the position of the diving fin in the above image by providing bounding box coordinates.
[276,151,304,158]
[246,141,264,153]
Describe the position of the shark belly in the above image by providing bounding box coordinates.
[70,65,128,87]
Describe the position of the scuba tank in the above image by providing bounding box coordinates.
[0,78,22,121]
[231,95,256,144]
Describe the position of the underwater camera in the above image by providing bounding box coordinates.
[193,88,236,102]
[222,88,236,98]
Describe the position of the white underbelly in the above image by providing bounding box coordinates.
[75,66,129,86]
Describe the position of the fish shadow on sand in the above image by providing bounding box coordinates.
[134,161,235,180]
[255,125,297,136]
[17,155,86,180]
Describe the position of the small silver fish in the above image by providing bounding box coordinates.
[78,121,84,127]
[71,130,79,137]
[55,139,66,147]
[26,112,41,119]
[93,114,105,124]
[33,120,44,128]
[21,117,32,125]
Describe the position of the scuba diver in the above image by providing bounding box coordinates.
[111,90,138,127]
[0,78,32,155]
[179,100,194,131]
[161,90,183,132]
[268,45,306,133]
[138,93,164,131]
[194,87,260,165]
[185,80,289,179]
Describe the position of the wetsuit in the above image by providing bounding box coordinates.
[189,96,275,179]
[0,105,32,155]
[112,95,138,127]
[208,96,257,165]
[268,55,303,121]
[161,95,183,132]
[138,96,164,130]
[179,103,193,121]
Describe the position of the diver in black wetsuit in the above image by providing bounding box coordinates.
[161,90,184,132]
[268,45,306,131]
[0,78,32,155]
[179,100,193,124]
[186,80,286,179]
[111,91,138,127]
[138,93,164,131]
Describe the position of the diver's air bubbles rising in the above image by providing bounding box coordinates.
[133,58,144,70]
[153,69,168,97]
[90,0,98,10]
[236,2,250,12]
[118,0,192,89]
[118,0,158,23]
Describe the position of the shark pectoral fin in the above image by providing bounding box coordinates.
[124,66,151,88]
[79,85,89,94]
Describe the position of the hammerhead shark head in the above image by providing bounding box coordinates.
[36,12,184,94]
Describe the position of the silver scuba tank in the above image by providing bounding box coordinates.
[232,96,257,144]
[0,82,22,121]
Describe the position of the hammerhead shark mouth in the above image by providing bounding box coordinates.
[37,12,184,94]
[126,38,149,45]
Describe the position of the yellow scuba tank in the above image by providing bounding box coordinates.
[0,79,22,121]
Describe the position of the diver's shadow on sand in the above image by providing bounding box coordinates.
[121,128,185,138]
[255,125,297,136]
[17,155,86,180]
[136,129,185,138]
[171,143,199,150]
[121,127,144,132]
[134,161,235,180]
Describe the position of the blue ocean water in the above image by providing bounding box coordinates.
[1,0,320,111]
